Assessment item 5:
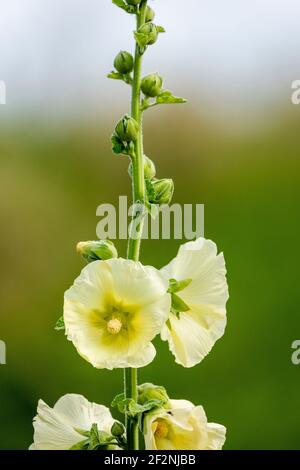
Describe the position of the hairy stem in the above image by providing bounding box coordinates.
[125,0,148,451]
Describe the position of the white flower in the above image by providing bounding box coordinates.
[144,399,226,450]
[161,238,229,367]
[64,258,171,370]
[29,394,114,450]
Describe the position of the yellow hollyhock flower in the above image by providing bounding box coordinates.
[160,238,229,368]
[144,399,226,450]
[29,394,115,450]
[64,258,170,369]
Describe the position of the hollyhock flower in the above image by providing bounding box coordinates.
[64,258,170,370]
[29,394,115,450]
[160,238,229,367]
[144,399,226,450]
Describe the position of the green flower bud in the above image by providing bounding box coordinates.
[114,51,134,74]
[76,240,118,263]
[125,0,141,5]
[144,155,156,179]
[145,6,155,22]
[115,114,139,143]
[138,23,159,46]
[141,73,163,98]
[138,383,169,406]
[128,155,156,180]
[147,178,174,205]
[111,421,126,437]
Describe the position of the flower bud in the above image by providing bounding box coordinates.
[114,51,134,74]
[138,383,169,406]
[111,421,126,437]
[125,0,141,5]
[128,155,156,180]
[141,73,163,98]
[144,156,156,179]
[115,115,139,143]
[76,240,118,263]
[145,6,155,22]
[147,178,174,205]
[137,23,159,46]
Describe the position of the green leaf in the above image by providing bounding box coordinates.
[171,293,190,317]
[156,26,166,33]
[54,316,65,331]
[168,278,192,294]
[112,0,136,14]
[156,90,187,105]
[107,71,132,85]
[107,71,124,81]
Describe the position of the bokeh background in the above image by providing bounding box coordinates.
[1,0,300,450]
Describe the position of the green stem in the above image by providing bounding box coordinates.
[124,0,148,451]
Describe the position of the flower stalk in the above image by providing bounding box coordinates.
[125,0,148,450]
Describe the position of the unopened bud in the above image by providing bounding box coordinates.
[128,155,156,180]
[125,0,141,5]
[76,240,118,263]
[138,383,169,406]
[145,6,155,22]
[141,73,163,98]
[114,51,134,74]
[147,178,174,205]
[115,115,139,143]
[144,156,156,179]
[111,421,126,437]
[137,23,159,46]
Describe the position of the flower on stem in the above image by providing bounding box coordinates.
[160,238,229,368]
[29,394,116,450]
[144,399,226,450]
[64,258,170,369]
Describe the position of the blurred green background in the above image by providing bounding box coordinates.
[1,107,300,449]
[1,0,300,451]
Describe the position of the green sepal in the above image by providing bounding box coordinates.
[156,90,187,105]
[69,439,90,450]
[107,71,132,85]
[54,316,65,331]
[171,293,190,318]
[111,134,128,155]
[168,278,192,294]
[112,0,136,14]
[111,393,165,418]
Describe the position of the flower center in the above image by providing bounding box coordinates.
[154,420,169,439]
[107,317,123,335]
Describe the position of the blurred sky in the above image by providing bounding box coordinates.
[1,0,300,122]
